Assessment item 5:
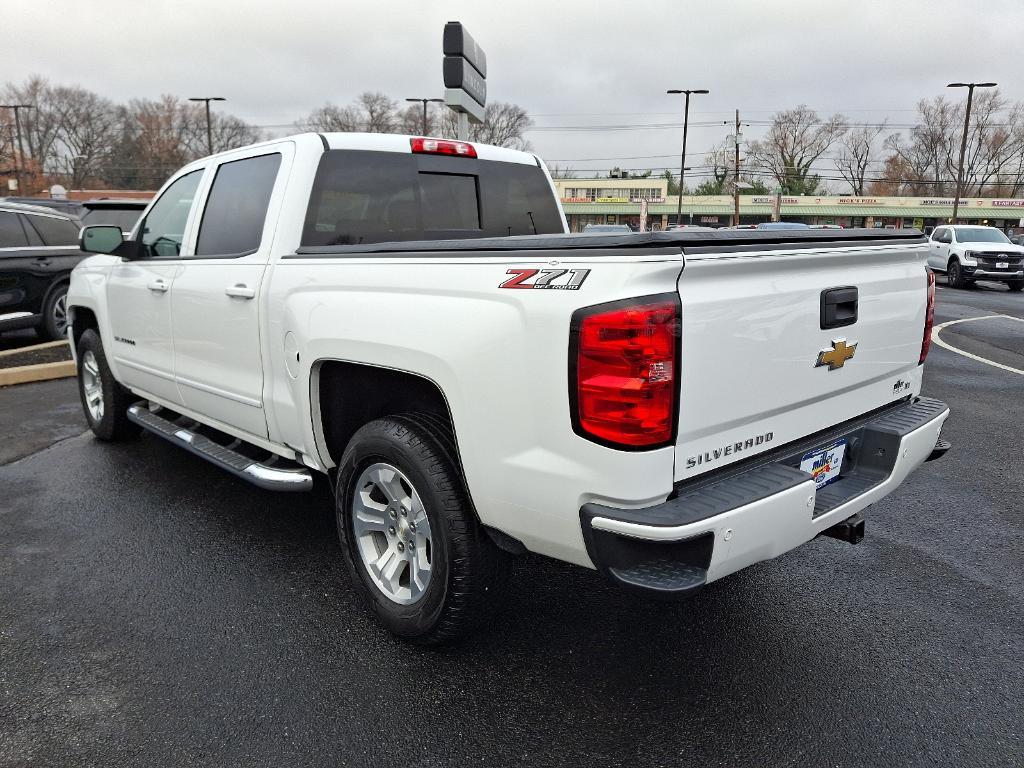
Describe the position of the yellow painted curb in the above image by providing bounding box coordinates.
[0,360,77,387]
[0,339,70,359]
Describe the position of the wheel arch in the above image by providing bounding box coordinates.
[312,359,458,470]
[67,304,99,349]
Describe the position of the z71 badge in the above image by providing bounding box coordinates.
[499,268,591,290]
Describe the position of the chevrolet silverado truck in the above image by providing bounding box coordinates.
[66,133,950,643]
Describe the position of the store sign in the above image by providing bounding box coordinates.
[700,216,719,223]
[991,200,1024,207]
[443,22,486,123]
[561,197,591,203]
[838,198,880,205]
[630,197,664,203]
[921,199,955,206]
[751,196,797,205]
[595,197,629,203]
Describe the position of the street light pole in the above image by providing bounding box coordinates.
[406,98,445,135]
[947,82,996,222]
[188,96,226,155]
[1,104,34,194]
[667,88,709,225]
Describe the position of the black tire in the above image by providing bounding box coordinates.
[1008,280,1023,293]
[947,259,965,289]
[40,282,70,341]
[335,414,509,644]
[76,329,141,442]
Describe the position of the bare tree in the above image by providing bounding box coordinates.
[357,92,399,133]
[747,105,847,195]
[49,86,119,187]
[297,102,361,132]
[836,122,886,195]
[443,102,532,149]
[882,92,1024,196]
[547,164,576,179]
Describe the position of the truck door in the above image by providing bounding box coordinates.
[927,227,950,270]
[168,147,288,438]
[105,169,204,405]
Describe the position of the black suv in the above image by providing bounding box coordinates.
[0,202,87,340]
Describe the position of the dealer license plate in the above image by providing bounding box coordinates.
[800,439,847,490]
[996,262,1008,269]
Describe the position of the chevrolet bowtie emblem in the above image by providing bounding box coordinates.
[816,339,858,370]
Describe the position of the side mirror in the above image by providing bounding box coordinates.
[80,225,125,255]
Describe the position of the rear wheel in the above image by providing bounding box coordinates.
[76,329,141,441]
[947,260,965,289]
[335,414,509,644]
[41,284,69,340]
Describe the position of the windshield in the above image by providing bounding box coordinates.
[81,207,144,231]
[955,228,1011,244]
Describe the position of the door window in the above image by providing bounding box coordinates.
[24,213,79,246]
[195,153,281,257]
[139,170,204,259]
[0,211,28,248]
[930,227,945,241]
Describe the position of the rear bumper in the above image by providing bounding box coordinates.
[580,397,950,597]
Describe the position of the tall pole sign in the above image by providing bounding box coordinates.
[443,22,486,140]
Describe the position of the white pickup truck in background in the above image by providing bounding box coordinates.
[66,132,950,643]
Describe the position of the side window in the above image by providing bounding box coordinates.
[24,214,79,246]
[931,228,944,241]
[140,170,204,259]
[0,211,28,248]
[19,216,44,246]
[195,153,281,257]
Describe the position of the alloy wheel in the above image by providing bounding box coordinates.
[351,462,433,605]
[81,350,104,422]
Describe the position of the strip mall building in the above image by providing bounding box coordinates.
[553,178,1024,235]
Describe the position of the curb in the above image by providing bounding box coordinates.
[0,340,75,387]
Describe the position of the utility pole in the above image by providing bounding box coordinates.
[406,98,445,135]
[667,88,709,225]
[947,81,996,222]
[188,96,226,156]
[1,104,33,195]
[733,109,741,227]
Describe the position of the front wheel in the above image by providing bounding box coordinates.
[1008,280,1023,293]
[76,329,141,441]
[947,260,965,289]
[335,414,509,644]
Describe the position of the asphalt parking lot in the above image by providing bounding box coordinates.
[1,280,1021,767]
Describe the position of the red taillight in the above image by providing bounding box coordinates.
[919,268,936,365]
[571,296,680,448]
[410,137,477,158]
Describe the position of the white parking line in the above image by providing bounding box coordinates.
[931,315,1024,375]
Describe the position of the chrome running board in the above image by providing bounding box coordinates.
[127,404,313,492]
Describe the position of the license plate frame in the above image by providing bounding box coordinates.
[799,439,847,490]
[996,261,1009,269]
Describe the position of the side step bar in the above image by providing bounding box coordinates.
[127,404,313,492]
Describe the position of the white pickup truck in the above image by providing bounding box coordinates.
[67,133,950,643]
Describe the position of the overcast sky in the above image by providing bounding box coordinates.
[5,0,1023,181]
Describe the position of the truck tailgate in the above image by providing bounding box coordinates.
[675,235,930,482]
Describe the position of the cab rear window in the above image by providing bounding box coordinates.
[301,149,562,246]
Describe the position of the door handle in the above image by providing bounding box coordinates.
[147,279,169,293]
[33,258,52,266]
[225,284,256,299]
